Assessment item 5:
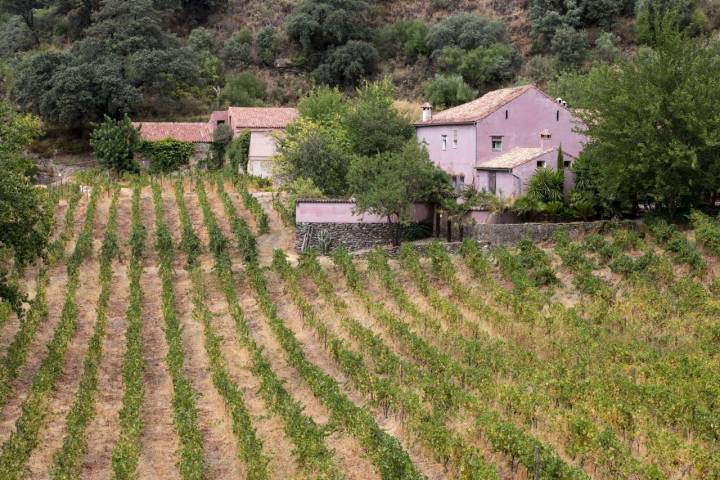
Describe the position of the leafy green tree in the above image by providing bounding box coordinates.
[279,117,352,196]
[550,26,588,70]
[0,102,50,312]
[210,123,232,169]
[139,138,194,172]
[188,27,217,54]
[426,12,508,52]
[256,26,277,66]
[219,72,266,106]
[459,43,522,89]
[423,74,476,108]
[286,0,371,66]
[433,46,466,72]
[343,80,414,156]
[90,115,140,173]
[636,0,709,44]
[0,0,42,41]
[348,140,449,244]
[0,15,34,57]
[227,129,250,173]
[593,31,621,62]
[557,28,720,217]
[297,86,348,124]
[222,31,253,68]
[314,40,378,87]
[521,54,559,84]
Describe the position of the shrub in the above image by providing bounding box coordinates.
[550,26,588,70]
[227,130,251,173]
[256,27,277,66]
[593,31,621,63]
[220,73,266,107]
[210,124,233,170]
[188,27,217,54]
[458,43,522,89]
[314,40,379,87]
[90,115,140,173]
[521,55,559,84]
[527,168,564,203]
[423,74,476,108]
[426,13,508,52]
[222,31,254,68]
[140,139,194,173]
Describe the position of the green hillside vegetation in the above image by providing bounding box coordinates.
[1,0,719,139]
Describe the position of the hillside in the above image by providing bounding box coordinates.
[0,172,719,479]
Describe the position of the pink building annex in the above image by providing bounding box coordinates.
[415,85,587,198]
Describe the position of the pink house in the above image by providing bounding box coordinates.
[211,107,299,178]
[415,85,587,198]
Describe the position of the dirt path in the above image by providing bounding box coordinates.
[163,184,245,479]
[0,196,88,446]
[223,182,296,266]
[252,191,296,264]
[136,189,182,480]
[80,187,132,479]
[24,193,110,478]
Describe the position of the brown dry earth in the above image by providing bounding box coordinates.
[162,184,245,479]
[265,269,446,480]
[24,190,110,478]
[81,186,132,478]
[136,190,182,480]
[205,182,381,478]
[0,195,88,446]
[183,184,301,479]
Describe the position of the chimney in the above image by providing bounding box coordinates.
[421,102,433,122]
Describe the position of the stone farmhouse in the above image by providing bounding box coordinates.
[135,106,298,174]
[415,85,587,198]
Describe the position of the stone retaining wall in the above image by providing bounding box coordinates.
[468,219,639,246]
[296,222,398,252]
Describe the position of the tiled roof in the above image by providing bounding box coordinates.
[417,85,534,126]
[228,107,299,129]
[477,147,554,170]
[209,110,228,124]
[133,122,213,143]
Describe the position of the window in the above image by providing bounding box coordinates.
[563,160,572,168]
[451,175,465,193]
[491,136,502,152]
[537,160,546,168]
[556,110,560,122]
[488,172,497,194]
[217,120,225,126]
[441,135,448,151]
[452,130,458,149]
[505,110,509,119]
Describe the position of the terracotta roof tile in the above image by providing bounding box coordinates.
[418,85,534,126]
[477,147,554,170]
[133,122,213,143]
[228,107,299,129]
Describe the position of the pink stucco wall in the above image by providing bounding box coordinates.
[475,149,575,198]
[296,201,431,224]
[416,87,586,196]
[416,124,477,189]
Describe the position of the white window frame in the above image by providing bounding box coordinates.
[491,136,503,152]
[452,130,458,149]
[441,135,448,151]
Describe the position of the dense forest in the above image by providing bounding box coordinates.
[1,0,719,141]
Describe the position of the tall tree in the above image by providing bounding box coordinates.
[557,26,720,217]
[0,101,50,313]
[348,140,449,244]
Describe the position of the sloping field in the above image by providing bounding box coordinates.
[0,174,718,480]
